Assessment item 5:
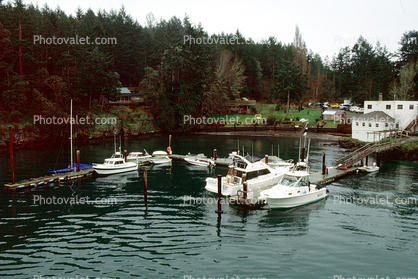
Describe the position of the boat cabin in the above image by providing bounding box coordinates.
[111,152,124,159]
[127,152,150,160]
[280,172,310,187]
[103,158,126,165]
[227,155,272,184]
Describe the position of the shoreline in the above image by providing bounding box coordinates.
[1,130,346,152]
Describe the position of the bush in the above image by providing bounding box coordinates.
[266,116,276,126]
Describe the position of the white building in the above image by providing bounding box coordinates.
[352,94,418,142]
[364,96,418,131]
[352,111,398,142]
[322,110,345,122]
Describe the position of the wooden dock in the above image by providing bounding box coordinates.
[309,166,361,185]
[3,169,95,191]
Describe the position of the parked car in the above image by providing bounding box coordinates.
[349,106,360,112]
[357,108,364,113]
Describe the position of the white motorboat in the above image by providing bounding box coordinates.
[126,151,152,163]
[149,151,172,164]
[184,155,215,167]
[205,153,291,197]
[360,163,379,173]
[258,166,328,209]
[93,158,138,175]
[263,156,294,169]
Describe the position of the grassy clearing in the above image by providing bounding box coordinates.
[214,104,338,128]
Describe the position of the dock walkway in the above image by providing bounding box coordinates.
[4,169,95,191]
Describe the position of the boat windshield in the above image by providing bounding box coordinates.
[281,174,309,187]
[104,160,114,165]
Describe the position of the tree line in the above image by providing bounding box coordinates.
[1,0,417,131]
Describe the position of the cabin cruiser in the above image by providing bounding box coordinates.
[205,153,291,196]
[258,163,328,209]
[93,158,138,175]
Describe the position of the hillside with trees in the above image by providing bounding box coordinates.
[1,0,418,135]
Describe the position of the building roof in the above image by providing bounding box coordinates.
[353,111,395,122]
[322,110,344,115]
[226,99,257,107]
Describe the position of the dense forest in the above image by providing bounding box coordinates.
[1,0,418,131]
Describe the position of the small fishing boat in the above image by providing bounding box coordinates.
[93,158,138,175]
[263,156,294,169]
[126,151,152,163]
[360,163,379,173]
[184,154,215,167]
[258,165,328,209]
[149,151,172,165]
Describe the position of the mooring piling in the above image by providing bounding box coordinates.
[9,127,15,184]
[76,150,80,171]
[144,169,148,204]
[215,174,223,214]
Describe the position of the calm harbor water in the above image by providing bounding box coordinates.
[1,135,417,279]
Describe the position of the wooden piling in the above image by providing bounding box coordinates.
[144,169,148,203]
[322,152,326,175]
[215,174,223,214]
[124,150,128,162]
[243,181,248,200]
[213,149,217,160]
[301,148,305,162]
[365,155,368,166]
[76,150,80,171]
[265,155,268,164]
[9,127,15,184]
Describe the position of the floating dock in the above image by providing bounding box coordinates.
[309,166,362,185]
[3,169,95,191]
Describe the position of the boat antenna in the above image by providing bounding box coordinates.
[237,139,240,155]
[119,135,122,153]
[252,141,254,162]
[306,138,311,164]
[114,134,116,154]
[298,137,301,162]
[70,99,73,171]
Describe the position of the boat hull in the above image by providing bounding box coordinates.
[205,173,284,197]
[93,163,138,175]
[265,188,328,209]
[149,158,172,164]
[185,157,215,167]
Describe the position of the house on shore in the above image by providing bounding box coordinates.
[351,93,417,142]
[109,87,145,105]
[352,111,399,142]
[226,98,256,114]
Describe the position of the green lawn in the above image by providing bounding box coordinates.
[214,104,339,128]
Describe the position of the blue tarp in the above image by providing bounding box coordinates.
[49,163,93,174]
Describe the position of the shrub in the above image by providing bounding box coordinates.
[266,116,276,126]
